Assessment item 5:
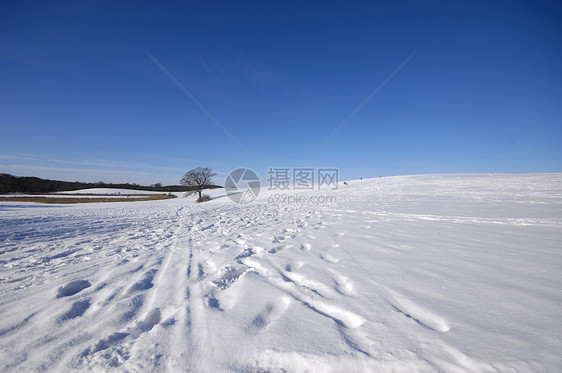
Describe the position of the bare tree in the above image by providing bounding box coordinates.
[179,167,216,199]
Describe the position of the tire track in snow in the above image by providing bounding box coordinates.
[74,206,194,370]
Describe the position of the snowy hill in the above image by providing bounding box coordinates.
[0,174,560,371]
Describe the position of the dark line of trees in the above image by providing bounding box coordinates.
[0,173,220,194]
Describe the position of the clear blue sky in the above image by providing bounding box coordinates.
[1,1,561,185]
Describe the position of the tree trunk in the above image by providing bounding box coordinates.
[198,190,202,199]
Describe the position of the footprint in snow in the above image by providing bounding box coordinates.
[162,318,176,327]
[235,248,255,260]
[126,269,157,295]
[79,308,162,366]
[80,332,129,358]
[299,243,312,251]
[56,280,91,298]
[327,269,353,295]
[273,234,296,243]
[205,295,223,311]
[285,262,303,272]
[247,297,291,334]
[268,244,292,254]
[59,299,91,322]
[137,308,161,332]
[320,253,340,263]
[211,266,247,289]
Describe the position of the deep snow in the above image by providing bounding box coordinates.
[0,174,560,372]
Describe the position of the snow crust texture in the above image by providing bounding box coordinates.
[0,174,560,372]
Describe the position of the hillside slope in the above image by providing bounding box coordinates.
[0,174,560,371]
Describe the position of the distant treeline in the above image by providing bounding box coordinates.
[0,174,221,194]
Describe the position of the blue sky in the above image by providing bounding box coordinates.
[1,1,561,185]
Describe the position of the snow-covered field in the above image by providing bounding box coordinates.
[56,188,167,195]
[0,174,560,372]
[0,194,165,199]
[1,188,173,200]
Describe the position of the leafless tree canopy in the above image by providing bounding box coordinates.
[179,167,216,199]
